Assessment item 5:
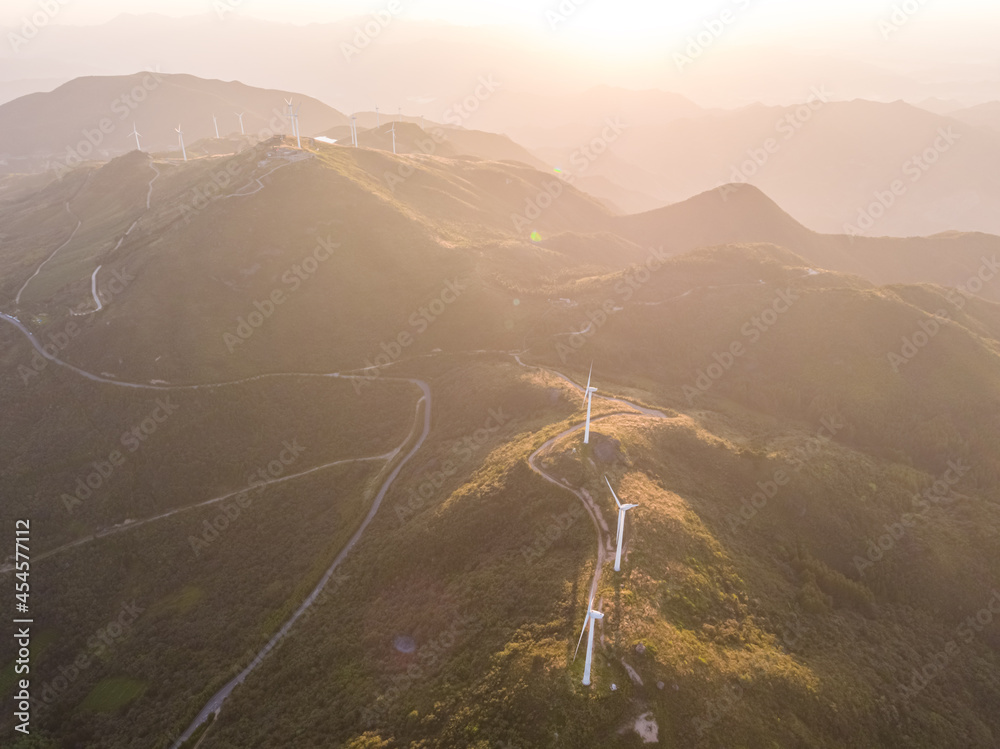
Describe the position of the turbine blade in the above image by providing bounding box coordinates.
[573,591,596,661]
[585,361,593,396]
[605,475,622,509]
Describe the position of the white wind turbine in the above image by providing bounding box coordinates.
[583,362,597,444]
[212,114,220,139]
[573,592,604,686]
[175,124,187,162]
[128,122,142,151]
[351,115,358,147]
[375,104,380,127]
[235,112,245,135]
[284,97,295,138]
[391,121,396,154]
[293,103,302,148]
[606,476,639,572]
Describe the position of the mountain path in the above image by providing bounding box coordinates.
[14,201,83,306]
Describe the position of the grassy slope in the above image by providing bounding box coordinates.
[1,148,1000,748]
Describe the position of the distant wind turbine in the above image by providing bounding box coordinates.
[375,104,380,127]
[391,121,396,155]
[293,103,301,148]
[235,112,245,135]
[606,476,639,572]
[212,114,219,139]
[175,124,187,162]
[583,362,597,444]
[284,97,294,138]
[128,122,142,151]
[351,115,358,147]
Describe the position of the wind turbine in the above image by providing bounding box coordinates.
[212,114,220,139]
[573,592,604,686]
[175,124,187,162]
[375,105,380,127]
[351,115,358,147]
[391,122,396,155]
[293,103,301,148]
[128,122,141,151]
[583,362,597,444]
[606,476,639,572]
[284,97,294,138]
[235,112,245,135]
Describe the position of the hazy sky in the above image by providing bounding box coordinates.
[4,0,1000,57]
[1,1,997,110]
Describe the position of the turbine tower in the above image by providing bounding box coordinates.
[572,594,604,687]
[212,114,219,139]
[175,124,187,162]
[391,122,396,154]
[351,115,358,147]
[293,103,301,148]
[606,476,639,572]
[583,362,597,444]
[235,112,245,135]
[375,104,380,127]
[128,122,142,151]
[284,97,294,138]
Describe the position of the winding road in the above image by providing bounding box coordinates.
[14,201,83,305]
[170,379,431,748]
[0,311,432,745]
[514,354,670,651]
[3,244,675,747]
